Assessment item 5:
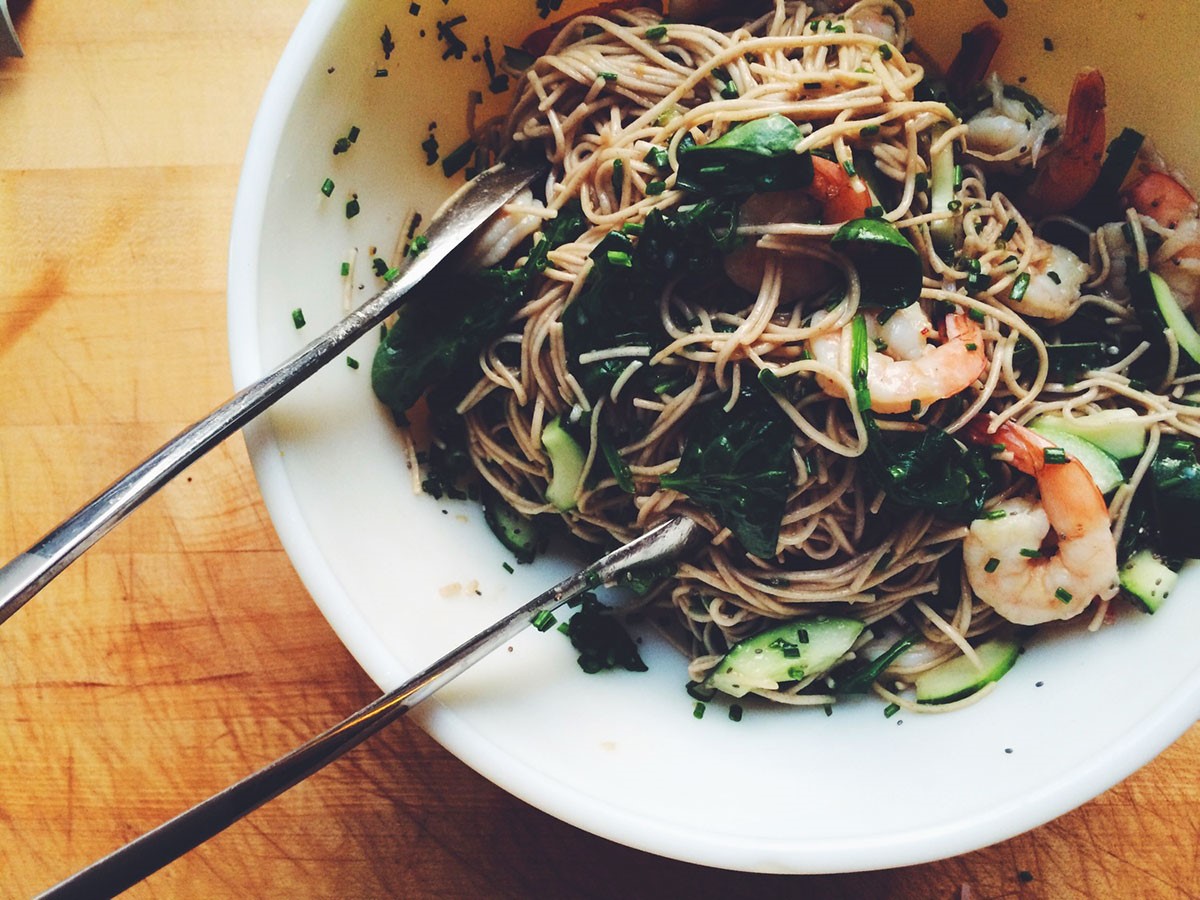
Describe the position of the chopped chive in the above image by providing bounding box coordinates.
[866,204,885,219]
[1000,220,1018,242]
[953,164,964,191]
[1019,548,1042,558]
[693,701,706,719]
[947,199,963,212]
[606,249,634,268]
[645,24,667,40]
[582,23,602,38]
[984,557,1000,573]
[375,68,388,78]
[1043,36,1055,52]
[383,266,400,281]
[914,172,930,192]
[1047,270,1061,284]
[408,234,429,257]
[990,442,1006,453]
[965,343,978,351]
[372,257,388,277]
[502,561,515,574]
[441,138,477,178]
[621,221,644,235]
[878,43,893,60]
[345,196,360,218]
[728,704,743,722]
[983,0,1008,18]
[531,609,557,632]
[340,261,350,276]
[968,307,986,323]
[320,177,335,197]
[333,137,351,155]
[861,123,880,136]
[645,146,670,169]
[910,399,921,415]
[781,645,801,659]
[346,356,360,370]
[842,159,857,177]
[803,81,822,90]
[824,704,833,717]
[758,368,783,393]
[884,703,900,718]
[720,80,740,99]
[1043,447,1067,464]
[1055,587,1073,603]
[830,23,845,33]
[646,180,667,195]
[598,71,618,82]
[797,627,809,644]
[1011,271,1031,302]
[291,308,306,329]
[348,125,361,143]
[984,508,1008,520]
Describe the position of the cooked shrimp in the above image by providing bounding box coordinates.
[724,156,871,300]
[1026,68,1107,215]
[965,73,1064,168]
[1125,170,1200,310]
[961,416,1118,626]
[966,69,1106,216]
[464,189,547,268]
[1003,238,1090,322]
[810,308,986,414]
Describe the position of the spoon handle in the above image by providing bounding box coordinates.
[37,515,706,899]
[0,160,545,626]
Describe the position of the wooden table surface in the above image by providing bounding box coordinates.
[1,2,1197,897]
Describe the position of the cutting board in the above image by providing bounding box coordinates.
[0,1,1196,896]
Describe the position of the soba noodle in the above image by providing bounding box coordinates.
[378,1,1200,711]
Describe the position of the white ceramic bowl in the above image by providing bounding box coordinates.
[228,0,1200,874]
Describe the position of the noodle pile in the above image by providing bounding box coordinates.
[405,1,1200,710]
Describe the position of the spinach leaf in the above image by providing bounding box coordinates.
[676,114,815,195]
[371,202,586,417]
[561,197,740,394]
[660,384,794,558]
[563,595,648,674]
[1149,438,1200,559]
[850,315,992,520]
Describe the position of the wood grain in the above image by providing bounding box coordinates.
[0,2,1197,897]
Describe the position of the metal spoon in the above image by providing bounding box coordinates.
[0,158,547,625]
[38,514,707,898]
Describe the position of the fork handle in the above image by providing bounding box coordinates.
[37,516,705,898]
[0,160,545,625]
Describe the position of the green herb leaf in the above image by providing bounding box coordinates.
[660,383,794,558]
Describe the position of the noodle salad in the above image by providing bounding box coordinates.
[370,0,1200,713]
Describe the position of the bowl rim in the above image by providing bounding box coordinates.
[226,0,1200,873]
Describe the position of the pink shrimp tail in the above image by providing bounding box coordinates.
[1028,68,1107,215]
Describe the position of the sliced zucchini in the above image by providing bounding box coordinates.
[1133,270,1200,366]
[928,126,958,255]
[1030,409,1147,460]
[482,489,542,564]
[542,417,586,511]
[1027,422,1124,494]
[1120,548,1180,614]
[703,617,865,699]
[914,638,1020,705]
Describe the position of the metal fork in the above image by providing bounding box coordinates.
[38,515,707,898]
[0,159,547,625]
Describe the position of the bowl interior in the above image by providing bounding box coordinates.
[228,0,1200,874]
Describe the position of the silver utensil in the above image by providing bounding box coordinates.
[38,515,707,898]
[0,0,22,58]
[0,159,547,626]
